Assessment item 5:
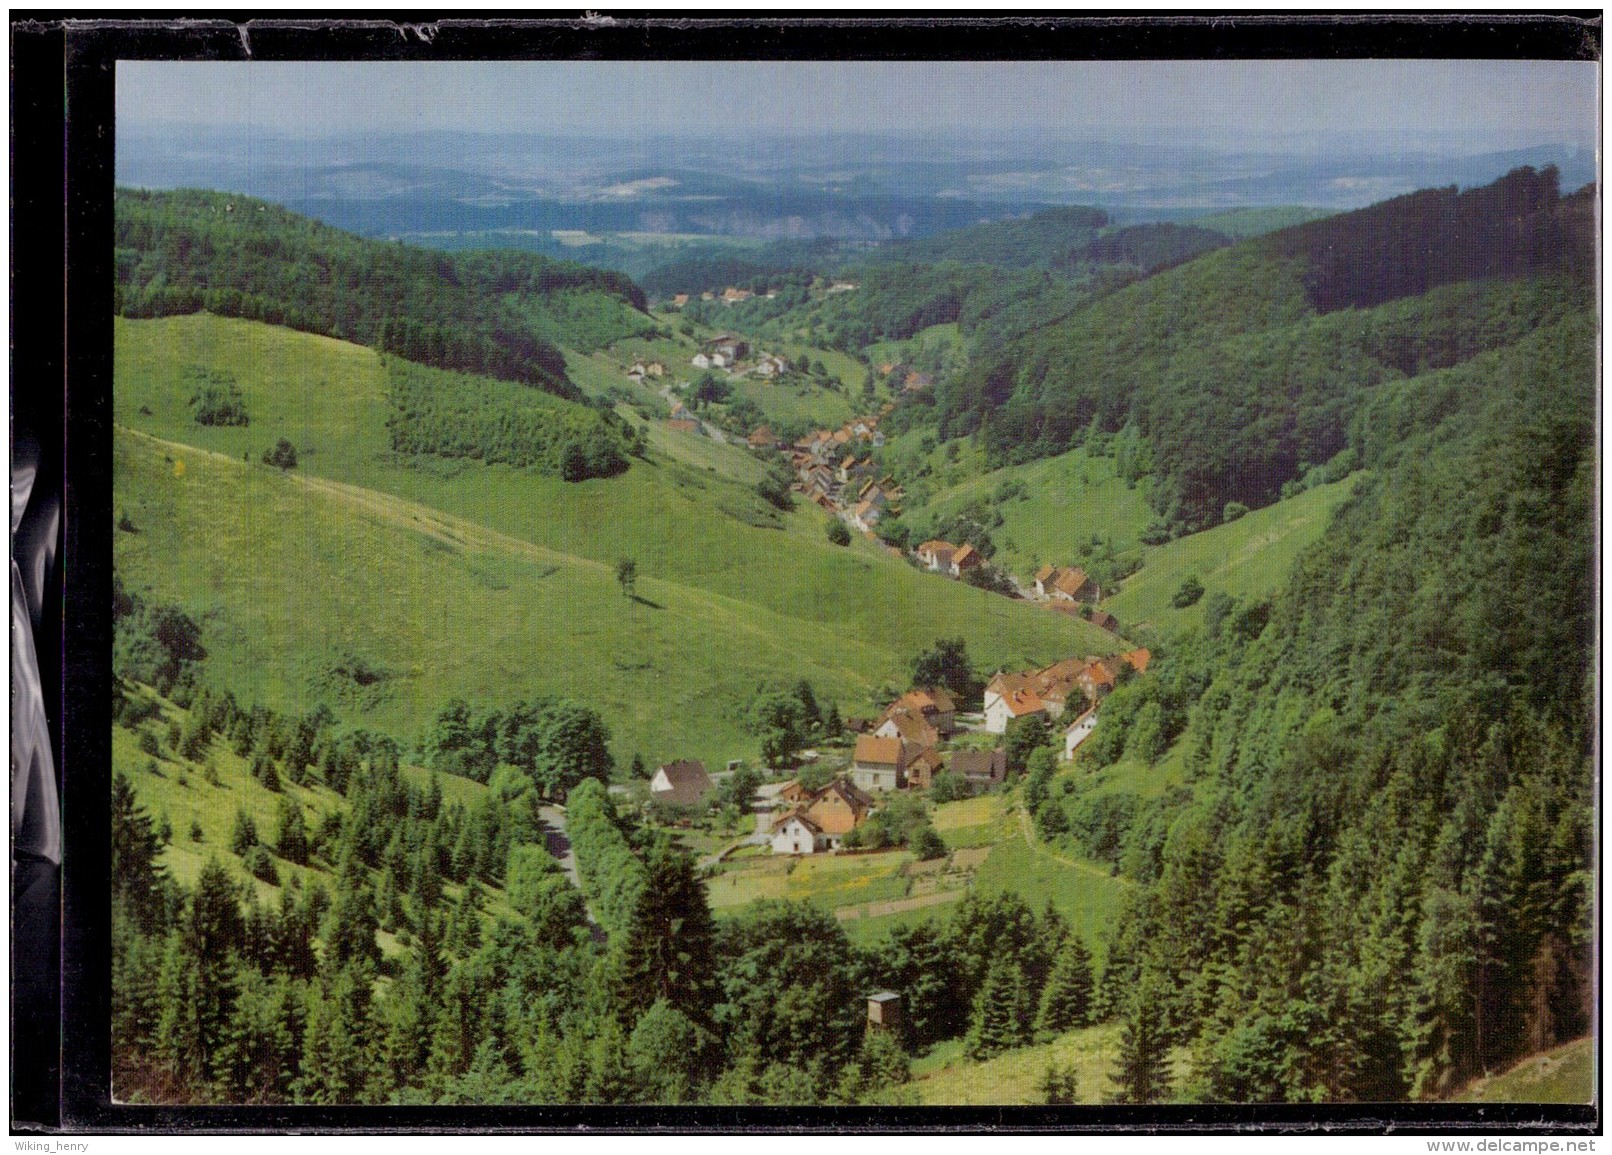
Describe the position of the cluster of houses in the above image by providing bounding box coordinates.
[760,411,909,535]
[983,650,1151,758]
[688,333,790,379]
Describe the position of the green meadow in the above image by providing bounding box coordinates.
[114,315,1115,770]
[1453,1037,1594,1104]
[1101,473,1361,635]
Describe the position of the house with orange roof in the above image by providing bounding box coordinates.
[747,425,778,450]
[904,746,945,791]
[850,734,909,792]
[770,776,875,853]
[1035,565,1098,603]
[950,543,983,577]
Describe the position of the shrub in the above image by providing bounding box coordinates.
[1222,501,1249,523]
[827,520,852,546]
[1172,576,1205,608]
[928,771,972,803]
[188,368,250,426]
[262,438,298,470]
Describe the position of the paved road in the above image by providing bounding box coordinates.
[538,803,608,945]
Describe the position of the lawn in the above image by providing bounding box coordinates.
[972,830,1135,959]
[1453,1037,1594,1104]
[1102,474,1362,636]
[910,1023,1194,1105]
[705,849,914,914]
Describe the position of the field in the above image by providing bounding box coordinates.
[114,315,1115,772]
[911,1023,1194,1105]
[1453,1037,1595,1104]
[894,444,1157,582]
[1102,474,1362,635]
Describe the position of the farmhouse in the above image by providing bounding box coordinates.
[948,748,1007,787]
[850,734,908,792]
[1034,565,1098,603]
[770,777,873,854]
[983,686,1047,733]
[771,811,825,855]
[1088,609,1120,633]
[883,687,957,736]
[916,540,958,572]
[650,759,713,806]
[904,746,945,791]
[874,708,939,750]
[1064,707,1098,759]
[704,333,749,361]
[950,543,983,577]
[747,425,778,450]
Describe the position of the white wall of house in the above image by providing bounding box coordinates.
[850,764,901,792]
[1065,714,1097,759]
[872,718,901,740]
[771,818,821,855]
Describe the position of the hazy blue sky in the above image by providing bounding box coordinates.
[118,59,1598,148]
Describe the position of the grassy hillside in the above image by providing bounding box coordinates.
[910,1023,1192,1105]
[896,444,1158,581]
[1452,1037,1594,1104]
[115,315,1117,770]
[1101,473,1362,635]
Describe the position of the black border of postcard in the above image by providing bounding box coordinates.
[13,11,1602,1136]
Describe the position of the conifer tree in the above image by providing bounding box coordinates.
[964,957,1031,1060]
[1110,972,1171,1104]
[1037,934,1095,1037]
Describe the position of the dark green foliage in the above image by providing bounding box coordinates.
[1063,223,1232,275]
[274,798,309,865]
[116,188,652,396]
[112,582,207,695]
[615,557,637,599]
[229,808,258,856]
[964,958,1032,1060]
[909,824,947,861]
[1004,713,1052,777]
[112,771,171,933]
[626,999,718,1103]
[506,843,588,944]
[1036,936,1095,1036]
[604,835,716,1022]
[927,770,971,803]
[243,845,279,885]
[943,170,1590,531]
[385,359,630,480]
[1171,575,1204,608]
[1110,973,1171,1104]
[422,696,614,795]
[1037,1063,1080,1105]
[566,779,646,940]
[713,901,864,1081]
[826,519,851,546]
[187,366,250,426]
[756,459,796,511]
[911,637,980,701]
[261,438,298,470]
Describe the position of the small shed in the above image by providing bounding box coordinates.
[867,991,903,1032]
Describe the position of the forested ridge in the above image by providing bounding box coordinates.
[1021,300,1595,1099]
[933,166,1592,534]
[114,188,654,399]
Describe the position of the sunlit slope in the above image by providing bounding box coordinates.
[1102,474,1362,635]
[115,318,1117,767]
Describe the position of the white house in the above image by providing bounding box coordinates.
[771,811,826,855]
[850,734,906,792]
[1064,707,1098,759]
[692,353,712,370]
[983,683,1046,734]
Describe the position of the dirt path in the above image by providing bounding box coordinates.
[1017,802,1134,886]
[834,887,967,921]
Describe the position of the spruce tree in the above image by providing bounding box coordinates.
[964,957,1031,1060]
[1037,934,1095,1037]
[1110,972,1171,1104]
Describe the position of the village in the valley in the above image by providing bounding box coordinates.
[616,288,1152,871]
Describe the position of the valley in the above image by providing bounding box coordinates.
[110,157,1596,1110]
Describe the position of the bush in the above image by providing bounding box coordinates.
[827,520,852,546]
[928,771,972,803]
[1172,576,1205,608]
[262,438,298,470]
[188,368,250,427]
[1223,501,1249,523]
[910,824,947,861]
